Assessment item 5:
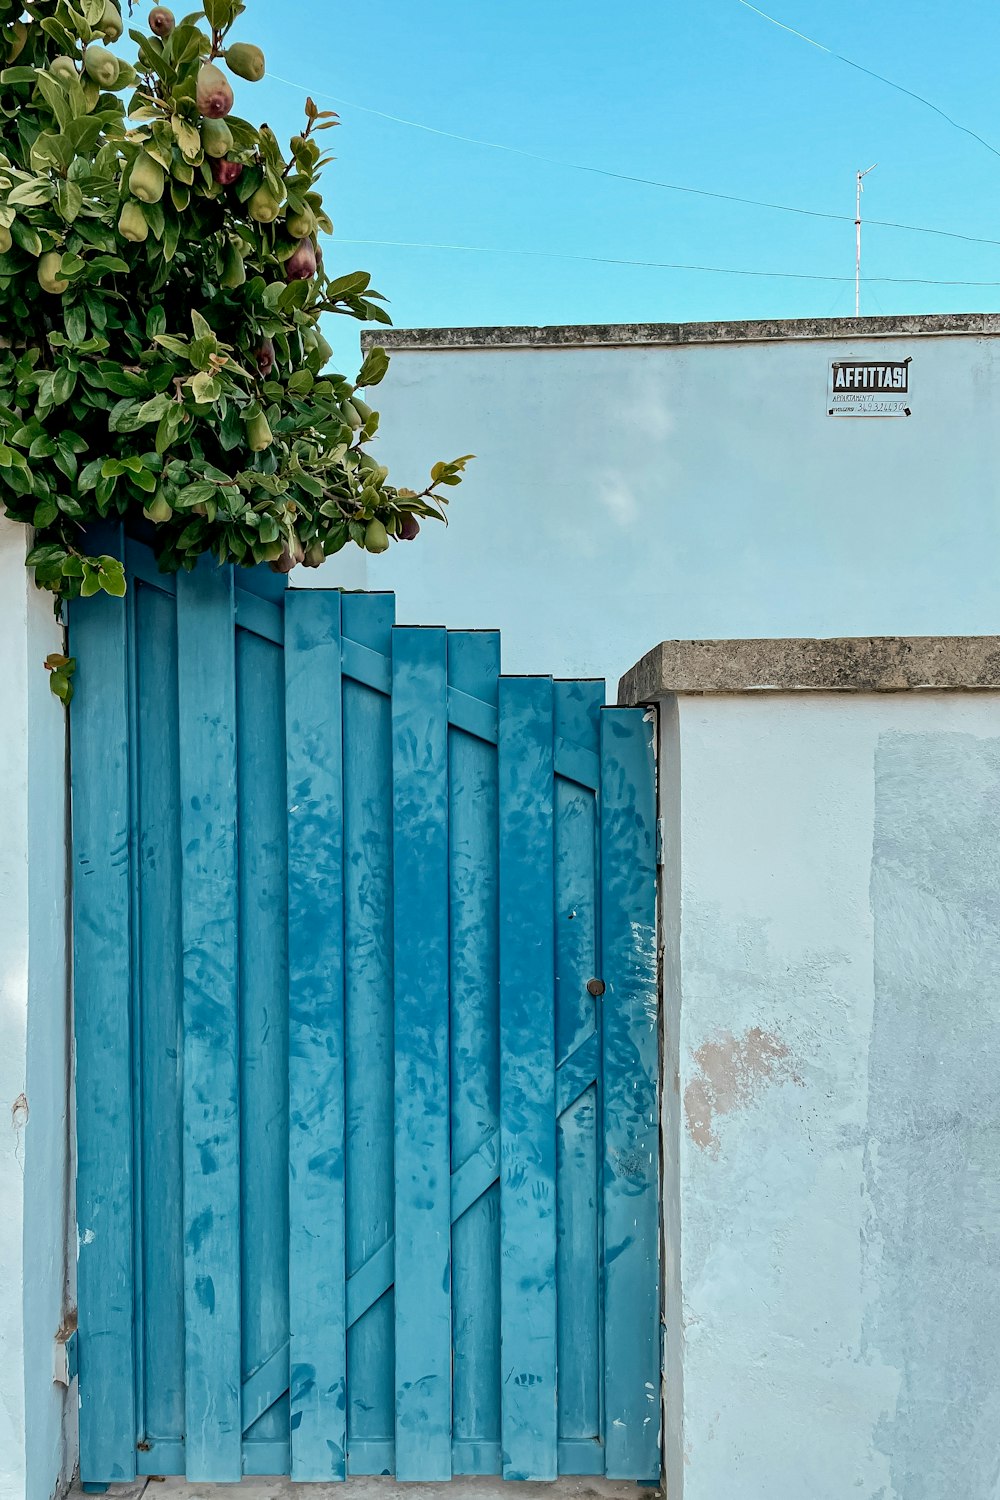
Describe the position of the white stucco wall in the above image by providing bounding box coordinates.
[660,687,1000,1500]
[0,520,74,1500]
[311,322,1000,686]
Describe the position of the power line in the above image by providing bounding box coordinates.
[736,1,1000,162]
[336,237,1000,287]
[266,72,1000,251]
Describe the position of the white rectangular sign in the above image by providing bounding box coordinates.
[828,357,911,417]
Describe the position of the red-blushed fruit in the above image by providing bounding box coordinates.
[210,156,244,186]
[270,537,304,573]
[196,62,234,119]
[148,5,174,35]
[284,236,317,281]
[398,513,420,541]
[255,335,275,378]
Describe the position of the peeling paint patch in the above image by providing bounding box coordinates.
[684,1026,801,1153]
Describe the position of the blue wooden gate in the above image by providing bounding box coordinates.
[70,534,659,1488]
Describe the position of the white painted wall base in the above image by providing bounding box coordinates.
[0,518,75,1500]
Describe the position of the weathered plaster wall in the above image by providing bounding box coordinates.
[0,519,74,1500]
[661,689,1000,1500]
[307,322,1000,686]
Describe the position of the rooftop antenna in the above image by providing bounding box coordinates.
[855,162,878,316]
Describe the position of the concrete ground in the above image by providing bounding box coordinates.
[70,1479,652,1500]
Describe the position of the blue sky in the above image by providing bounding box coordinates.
[236,0,1000,342]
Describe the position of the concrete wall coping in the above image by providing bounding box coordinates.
[362,312,1000,353]
[618,636,1000,704]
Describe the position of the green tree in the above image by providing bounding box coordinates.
[0,0,470,693]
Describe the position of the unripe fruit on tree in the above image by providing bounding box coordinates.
[224,42,265,82]
[313,331,333,367]
[129,152,165,204]
[211,156,244,186]
[144,494,172,522]
[247,183,281,222]
[303,542,326,568]
[148,6,174,36]
[254,335,275,378]
[37,252,68,295]
[340,399,362,430]
[245,411,273,451]
[364,518,390,553]
[351,396,372,422]
[398,513,420,541]
[284,237,316,282]
[118,200,149,242]
[219,242,245,289]
[0,225,11,255]
[201,118,233,158]
[98,1,123,42]
[83,46,120,88]
[49,56,79,85]
[196,62,234,119]
[285,206,316,238]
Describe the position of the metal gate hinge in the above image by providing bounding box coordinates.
[54,1325,78,1387]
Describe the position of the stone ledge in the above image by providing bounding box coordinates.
[618,636,1000,704]
[362,312,1000,353]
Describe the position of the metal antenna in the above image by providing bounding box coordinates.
[855,163,878,316]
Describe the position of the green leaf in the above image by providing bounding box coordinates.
[51,368,77,404]
[326,271,371,298]
[108,401,147,434]
[137,392,173,423]
[57,179,84,223]
[190,371,221,403]
[10,218,42,258]
[77,458,103,492]
[174,480,217,508]
[97,558,127,597]
[203,0,239,27]
[26,543,66,567]
[49,670,73,705]
[7,179,54,207]
[33,498,59,528]
[287,369,314,397]
[64,302,87,345]
[356,346,390,388]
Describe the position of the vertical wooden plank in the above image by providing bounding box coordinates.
[285,590,347,1479]
[600,708,659,1481]
[70,525,137,1484]
[448,632,502,1470]
[176,561,242,1480]
[392,627,452,1479]
[342,592,396,1464]
[553,680,605,1451]
[135,580,185,1447]
[237,619,289,1459]
[497,676,557,1481]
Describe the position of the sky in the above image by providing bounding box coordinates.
[230,0,1000,348]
